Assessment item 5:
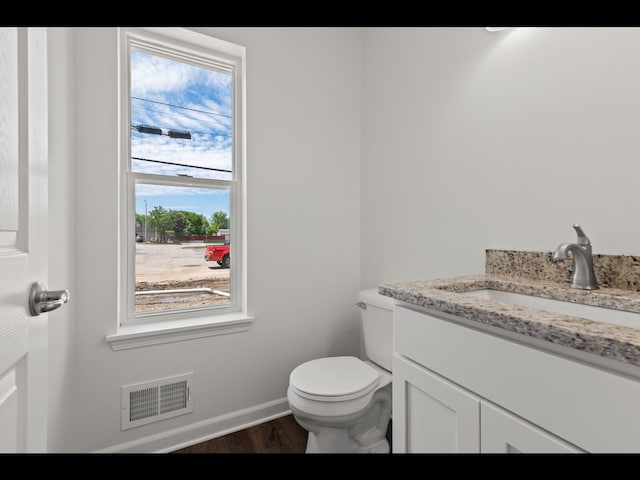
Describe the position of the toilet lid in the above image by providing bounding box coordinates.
[289,356,380,398]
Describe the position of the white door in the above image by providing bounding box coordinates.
[0,27,53,453]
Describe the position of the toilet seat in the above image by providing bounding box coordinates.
[289,356,380,402]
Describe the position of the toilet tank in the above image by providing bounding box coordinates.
[358,289,395,372]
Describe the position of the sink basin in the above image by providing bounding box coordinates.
[462,289,640,329]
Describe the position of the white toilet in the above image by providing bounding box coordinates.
[287,289,395,453]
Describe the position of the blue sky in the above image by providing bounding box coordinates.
[130,49,232,219]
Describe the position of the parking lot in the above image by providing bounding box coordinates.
[136,242,229,283]
[135,242,230,312]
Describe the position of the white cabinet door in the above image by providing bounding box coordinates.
[481,402,584,453]
[392,354,480,453]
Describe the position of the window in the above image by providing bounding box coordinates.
[118,28,246,329]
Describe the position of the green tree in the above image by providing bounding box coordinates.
[147,207,215,242]
[135,213,146,229]
[168,211,188,240]
[209,211,229,235]
[179,211,209,236]
[148,206,170,242]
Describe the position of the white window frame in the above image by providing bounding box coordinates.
[106,27,251,350]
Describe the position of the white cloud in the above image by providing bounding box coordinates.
[131,53,192,97]
[130,49,234,184]
[131,133,232,178]
[130,50,232,105]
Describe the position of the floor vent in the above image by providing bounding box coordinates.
[121,373,193,430]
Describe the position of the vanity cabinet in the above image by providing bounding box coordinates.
[392,304,640,453]
[393,354,581,453]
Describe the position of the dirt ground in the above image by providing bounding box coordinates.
[135,243,230,312]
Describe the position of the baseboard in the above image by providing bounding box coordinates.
[93,397,291,453]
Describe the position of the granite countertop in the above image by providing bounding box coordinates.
[379,274,640,367]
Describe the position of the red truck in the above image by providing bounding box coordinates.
[204,236,230,268]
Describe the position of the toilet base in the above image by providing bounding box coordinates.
[292,384,392,454]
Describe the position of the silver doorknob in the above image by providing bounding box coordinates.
[28,282,70,316]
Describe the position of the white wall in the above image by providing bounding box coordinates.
[50,25,640,453]
[47,27,76,452]
[361,27,640,288]
[50,27,362,452]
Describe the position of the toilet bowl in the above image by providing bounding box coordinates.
[288,356,392,453]
[287,289,395,453]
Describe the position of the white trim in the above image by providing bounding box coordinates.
[115,27,247,332]
[93,397,291,453]
[132,172,232,190]
[126,27,245,65]
[106,314,254,351]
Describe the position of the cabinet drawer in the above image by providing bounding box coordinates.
[394,304,640,452]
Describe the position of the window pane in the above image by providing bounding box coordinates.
[135,184,231,314]
[130,49,233,180]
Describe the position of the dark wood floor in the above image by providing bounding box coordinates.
[172,414,308,454]
[172,414,392,454]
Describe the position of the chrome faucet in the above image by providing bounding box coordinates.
[552,224,599,290]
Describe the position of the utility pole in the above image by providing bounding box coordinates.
[144,199,147,243]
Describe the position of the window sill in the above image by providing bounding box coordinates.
[105,313,254,351]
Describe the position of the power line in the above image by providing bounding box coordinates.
[131,104,232,135]
[132,156,232,173]
[178,130,231,138]
[131,96,232,119]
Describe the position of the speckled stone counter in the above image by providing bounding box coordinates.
[486,249,640,291]
[379,252,640,367]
